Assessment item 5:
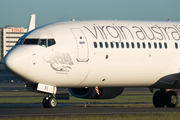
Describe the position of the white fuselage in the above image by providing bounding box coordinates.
[3,20,180,89]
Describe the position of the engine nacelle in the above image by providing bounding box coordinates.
[68,87,124,99]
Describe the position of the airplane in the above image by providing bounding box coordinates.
[3,14,180,108]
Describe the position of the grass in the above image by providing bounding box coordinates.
[1,93,180,108]
[0,91,152,104]
[59,95,153,103]
[0,91,179,104]
[0,86,24,88]
[0,92,43,96]
[0,97,43,103]
[0,96,152,104]
[1,113,180,120]
[0,90,180,108]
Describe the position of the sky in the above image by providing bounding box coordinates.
[0,0,180,28]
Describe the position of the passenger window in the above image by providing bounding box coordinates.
[142,42,146,48]
[121,42,124,48]
[148,42,151,49]
[38,39,47,47]
[175,43,178,49]
[99,42,103,48]
[94,42,97,48]
[131,42,134,48]
[159,43,162,49]
[116,42,119,48]
[48,39,56,47]
[105,42,108,48]
[154,43,157,49]
[110,42,114,48]
[164,43,167,49]
[137,42,140,48]
[126,42,129,48]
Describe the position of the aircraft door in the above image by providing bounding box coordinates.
[71,28,89,62]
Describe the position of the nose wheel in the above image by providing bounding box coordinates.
[153,90,178,108]
[42,96,57,108]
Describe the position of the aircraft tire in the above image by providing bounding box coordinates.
[48,97,57,108]
[153,91,165,108]
[42,97,50,108]
[165,91,178,108]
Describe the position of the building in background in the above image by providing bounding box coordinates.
[0,26,27,61]
[0,26,27,83]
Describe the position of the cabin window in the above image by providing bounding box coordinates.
[175,43,178,49]
[154,43,157,49]
[148,42,151,49]
[159,43,162,49]
[99,42,103,48]
[164,43,167,49]
[110,42,114,48]
[116,42,119,48]
[126,42,129,48]
[142,42,146,48]
[121,42,124,48]
[137,42,140,48]
[93,42,97,48]
[131,42,135,48]
[105,42,108,48]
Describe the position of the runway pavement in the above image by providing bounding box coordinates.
[0,107,180,117]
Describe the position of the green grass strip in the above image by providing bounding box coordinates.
[0,96,153,104]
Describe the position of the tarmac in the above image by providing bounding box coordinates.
[0,107,180,117]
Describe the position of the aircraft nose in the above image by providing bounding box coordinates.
[3,46,29,76]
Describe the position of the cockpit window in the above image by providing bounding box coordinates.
[23,39,39,45]
[38,39,47,47]
[15,38,25,45]
[16,38,56,47]
[48,39,56,47]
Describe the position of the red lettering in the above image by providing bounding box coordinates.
[11,28,24,32]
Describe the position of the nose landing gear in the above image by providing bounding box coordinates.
[153,89,178,108]
[42,94,57,108]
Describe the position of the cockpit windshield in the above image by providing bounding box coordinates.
[15,38,25,45]
[38,39,46,47]
[15,38,56,47]
[23,39,39,45]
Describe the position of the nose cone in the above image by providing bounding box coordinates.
[3,46,29,76]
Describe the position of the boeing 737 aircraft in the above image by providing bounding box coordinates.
[3,14,180,108]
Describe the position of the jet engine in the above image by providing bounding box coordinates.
[68,87,124,99]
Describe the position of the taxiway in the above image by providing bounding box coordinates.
[0,107,180,117]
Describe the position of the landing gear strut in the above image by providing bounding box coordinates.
[153,89,178,108]
[42,94,57,108]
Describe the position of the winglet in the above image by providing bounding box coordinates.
[27,14,36,32]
